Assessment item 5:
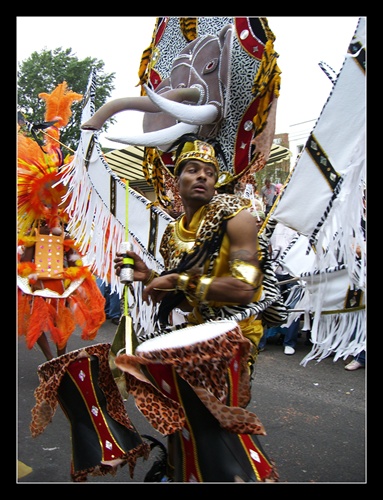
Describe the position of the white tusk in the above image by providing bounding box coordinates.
[144,84,218,125]
[81,96,160,130]
[106,122,199,151]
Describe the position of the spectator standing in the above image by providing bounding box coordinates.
[345,225,366,371]
[258,222,301,355]
[261,178,278,216]
[345,350,365,370]
[96,277,122,325]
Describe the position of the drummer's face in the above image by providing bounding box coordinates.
[177,160,217,206]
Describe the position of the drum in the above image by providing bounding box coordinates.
[136,320,246,403]
[115,321,279,482]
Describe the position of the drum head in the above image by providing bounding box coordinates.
[136,320,239,354]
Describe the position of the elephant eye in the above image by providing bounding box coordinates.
[203,58,218,74]
[176,83,186,88]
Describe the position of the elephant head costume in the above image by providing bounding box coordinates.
[82,17,281,198]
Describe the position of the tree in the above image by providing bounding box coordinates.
[17,47,116,153]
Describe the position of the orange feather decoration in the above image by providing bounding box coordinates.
[17,82,82,238]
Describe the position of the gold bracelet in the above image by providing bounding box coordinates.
[195,275,213,303]
[143,269,159,286]
[176,272,190,292]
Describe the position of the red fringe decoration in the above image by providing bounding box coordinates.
[17,290,32,337]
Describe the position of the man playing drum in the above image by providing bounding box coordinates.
[114,134,282,482]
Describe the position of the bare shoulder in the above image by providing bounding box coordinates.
[227,209,258,240]
[230,208,257,226]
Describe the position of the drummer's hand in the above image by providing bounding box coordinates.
[142,273,178,305]
[114,250,149,282]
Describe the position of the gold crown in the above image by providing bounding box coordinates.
[173,140,220,176]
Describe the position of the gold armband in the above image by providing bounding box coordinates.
[143,269,159,286]
[176,272,190,291]
[230,259,263,289]
[195,275,213,303]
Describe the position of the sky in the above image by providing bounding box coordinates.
[16,16,363,149]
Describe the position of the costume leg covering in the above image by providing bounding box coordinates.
[145,349,278,483]
[57,355,145,479]
[31,344,149,482]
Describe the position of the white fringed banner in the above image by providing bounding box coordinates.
[60,69,173,333]
[266,18,366,363]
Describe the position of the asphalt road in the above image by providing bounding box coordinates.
[17,318,366,486]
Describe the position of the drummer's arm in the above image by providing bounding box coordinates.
[142,270,258,307]
[143,211,263,306]
[203,210,263,304]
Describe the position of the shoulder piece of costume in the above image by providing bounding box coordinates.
[193,228,288,327]
[160,194,251,272]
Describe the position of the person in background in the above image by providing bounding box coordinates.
[345,350,365,370]
[261,178,278,216]
[18,220,106,361]
[258,222,300,355]
[17,82,106,362]
[345,235,366,371]
[96,277,122,325]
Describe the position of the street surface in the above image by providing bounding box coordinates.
[17,318,366,485]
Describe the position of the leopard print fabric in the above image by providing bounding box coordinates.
[160,194,251,272]
[115,322,265,436]
[118,358,186,436]
[31,343,138,436]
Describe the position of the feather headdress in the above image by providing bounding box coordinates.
[17,82,82,239]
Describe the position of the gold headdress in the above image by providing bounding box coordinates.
[173,140,220,177]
